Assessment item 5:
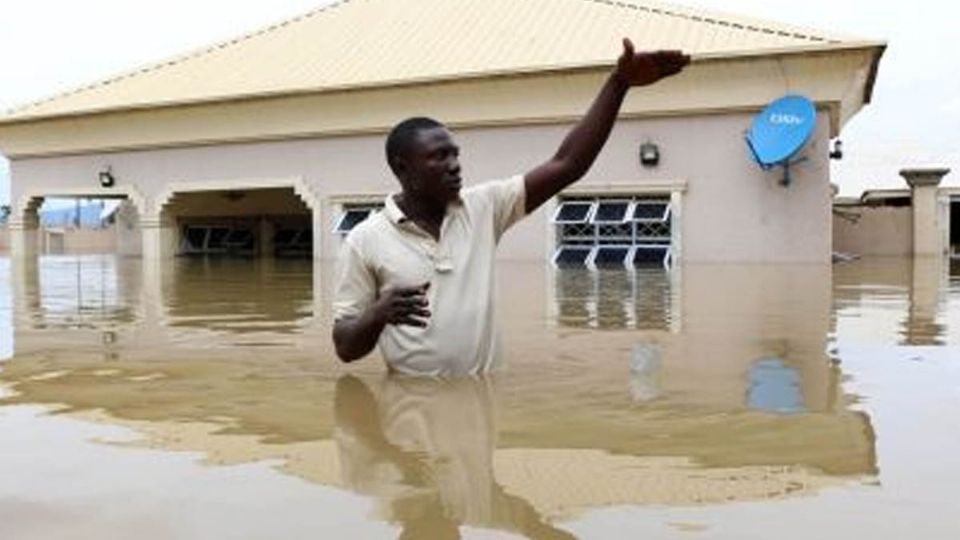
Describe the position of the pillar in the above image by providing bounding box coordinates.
[312,205,324,260]
[258,217,275,258]
[140,213,177,261]
[902,168,951,256]
[904,255,945,345]
[8,199,41,258]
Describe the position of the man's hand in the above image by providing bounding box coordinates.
[373,283,431,328]
[613,38,690,88]
[333,282,431,362]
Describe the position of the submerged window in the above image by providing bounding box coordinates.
[553,246,593,267]
[182,226,253,255]
[274,228,313,257]
[592,246,631,267]
[334,203,384,234]
[553,195,672,269]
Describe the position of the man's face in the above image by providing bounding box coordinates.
[399,126,462,205]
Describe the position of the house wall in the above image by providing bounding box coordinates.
[40,227,118,254]
[8,110,832,263]
[833,206,913,257]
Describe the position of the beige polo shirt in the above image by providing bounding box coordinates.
[333,176,526,376]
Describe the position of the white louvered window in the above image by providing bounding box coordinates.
[333,203,384,235]
[552,196,673,269]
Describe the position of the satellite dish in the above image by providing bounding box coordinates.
[745,95,817,186]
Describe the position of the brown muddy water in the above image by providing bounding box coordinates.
[1,255,958,539]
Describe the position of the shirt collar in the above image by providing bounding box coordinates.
[383,192,464,228]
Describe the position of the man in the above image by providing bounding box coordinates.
[333,39,689,375]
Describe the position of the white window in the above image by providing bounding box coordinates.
[552,245,593,267]
[552,201,595,224]
[333,203,384,234]
[552,195,673,269]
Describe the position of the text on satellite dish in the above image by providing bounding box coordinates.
[769,113,804,125]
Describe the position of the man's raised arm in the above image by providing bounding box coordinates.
[524,39,690,213]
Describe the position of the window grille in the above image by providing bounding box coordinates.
[274,228,313,257]
[181,225,250,254]
[552,196,673,269]
[334,203,384,234]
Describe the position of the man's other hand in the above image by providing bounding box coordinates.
[375,283,431,327]
[614,38,690,87]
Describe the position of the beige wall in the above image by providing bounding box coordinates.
[833,207,912,257]
[0,228,8,252]
[40,228,118,254]
[8,110,833,263]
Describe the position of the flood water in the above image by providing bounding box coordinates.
[1,255,959,539]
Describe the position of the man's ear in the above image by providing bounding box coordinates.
[390,155,406,177]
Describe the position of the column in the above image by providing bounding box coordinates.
[258,216,275,258]
[902,168,951,256]
[8,200,41,258]
[140,213,177,261]
[904,255,945,345]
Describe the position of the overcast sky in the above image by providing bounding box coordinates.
[1,0,957,206]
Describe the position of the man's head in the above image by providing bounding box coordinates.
[385,117,462,206]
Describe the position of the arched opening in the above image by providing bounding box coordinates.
[161,186,313,258]
[11,193,140,256]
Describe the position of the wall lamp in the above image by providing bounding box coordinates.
[98,167,116,188]
[639,141,660,167]
[829,139,843,161]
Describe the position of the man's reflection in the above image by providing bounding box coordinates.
[334,375,576,540]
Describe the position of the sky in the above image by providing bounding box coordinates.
[0,0,957,206]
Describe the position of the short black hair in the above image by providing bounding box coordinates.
[385,117,445,175]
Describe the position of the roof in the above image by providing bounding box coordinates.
[2,0,880,123]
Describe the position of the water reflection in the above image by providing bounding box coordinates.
[552,268,676,331]
[0,258,11,361]
[4,253,960,537]
[336,375,576,539]
[833,257,957,346]
[167,258,313,334]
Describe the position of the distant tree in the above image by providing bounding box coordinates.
[0,204,10,224]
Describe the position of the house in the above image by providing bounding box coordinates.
[0,0,884,264]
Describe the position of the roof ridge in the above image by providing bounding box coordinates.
[579,0,836,44]
[5,0,352,116]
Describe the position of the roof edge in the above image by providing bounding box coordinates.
[0,41,886,127]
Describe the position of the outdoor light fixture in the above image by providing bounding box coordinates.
[639,141,660,167]
[829,139,844,160]
[98,167,116,188]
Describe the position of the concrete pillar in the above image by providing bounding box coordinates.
[140,213,177,260]
[904,255,945,345]
[258,217,275,258]
[902,168,951,256]
[8,219,40,258]
[312,206,324,260]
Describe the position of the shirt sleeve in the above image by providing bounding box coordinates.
[483,175,527,240]
[332,238,377,321]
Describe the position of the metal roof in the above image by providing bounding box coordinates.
[2,0,878,122]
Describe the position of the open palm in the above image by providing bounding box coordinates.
[615,38,690,87]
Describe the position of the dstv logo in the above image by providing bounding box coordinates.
[769,113,805,125]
